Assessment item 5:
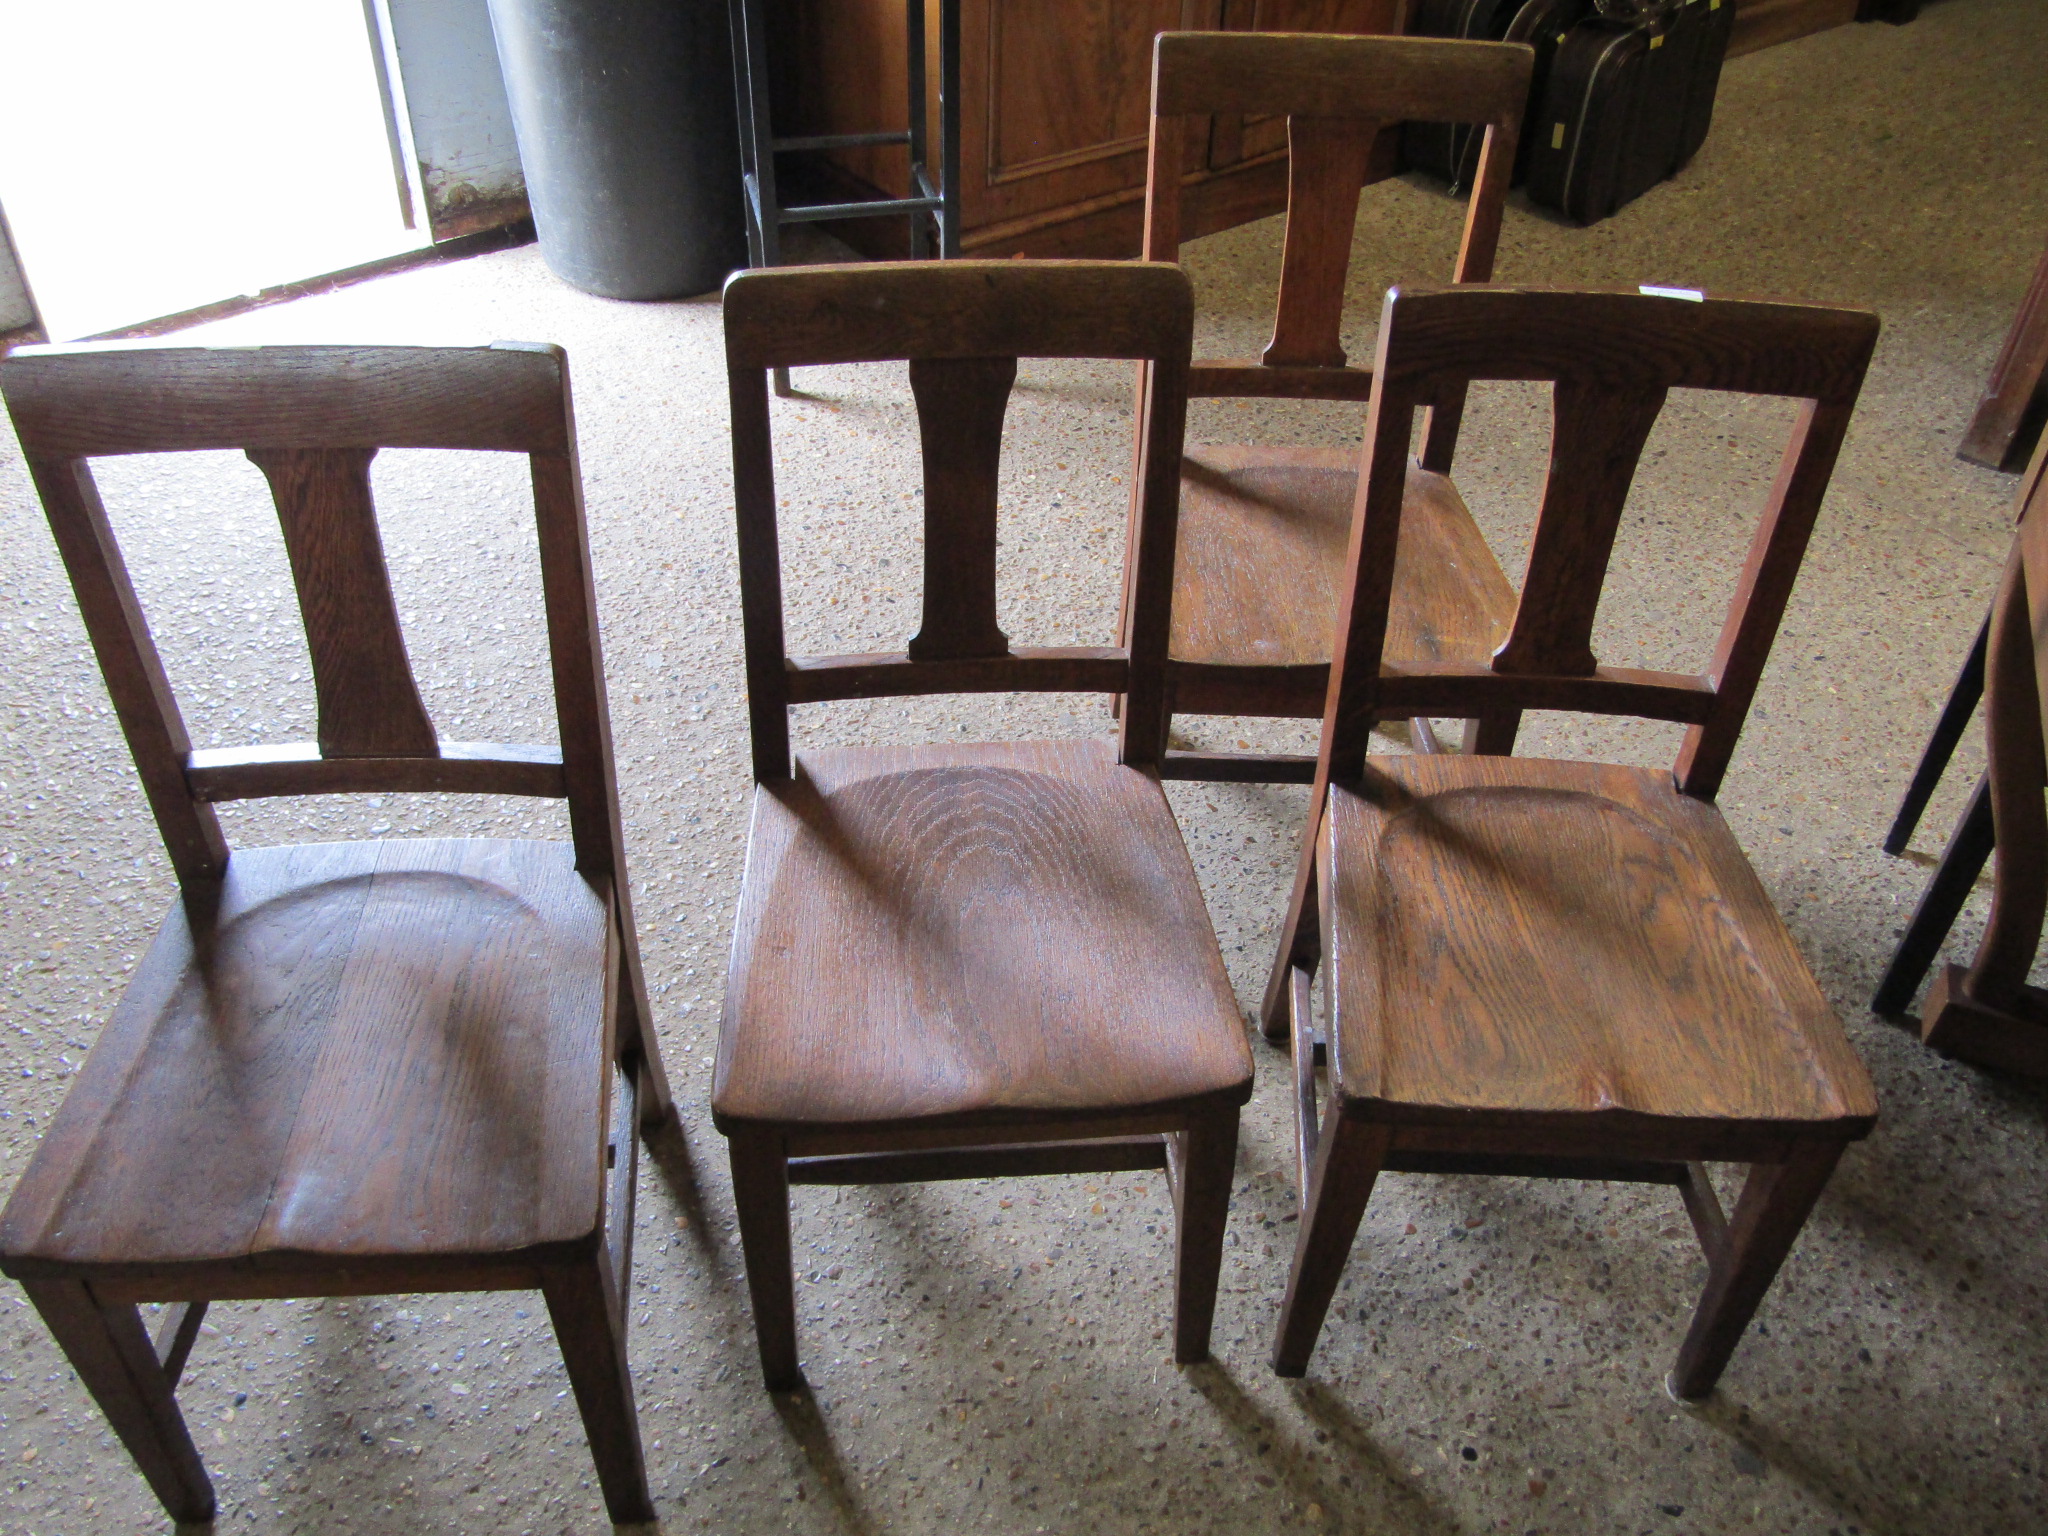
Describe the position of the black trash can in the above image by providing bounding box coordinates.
[487,0,746,300]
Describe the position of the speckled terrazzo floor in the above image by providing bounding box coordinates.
[2,2,2046,1533]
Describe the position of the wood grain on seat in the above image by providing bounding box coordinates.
[716,741,1250,1134]
[1171,447,1515,715]
[1322,756,1875,1133]
[2,840,610,1281]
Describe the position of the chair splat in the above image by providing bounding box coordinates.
[906,355,1017,662]
[1264,117,1382,371]
[245,445,437,760]
[1492,381,1668,680]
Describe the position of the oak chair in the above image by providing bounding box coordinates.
[1911,469,2048,1077]
[0,342,673,1523]
[1872,431,2048,1018]
[716,260,1254,1391]
[1263,285,1881,1398]
[1134,31,1534,782]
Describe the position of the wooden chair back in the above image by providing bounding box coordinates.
[1144,31,1532,467]
[0,342,629,891]
[721,259,1194,781]
[1321,284,1880,800]
[1959,469,2048,1009]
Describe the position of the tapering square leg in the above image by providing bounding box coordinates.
[614,909,675,1131]
[729,1126,801,1390]
[1669,1140,1845,1401]
[1271,1115,1391,1377]
[1170,1108,1239,1363]
[542,1252,654,1524]
[24,1279,214,1523]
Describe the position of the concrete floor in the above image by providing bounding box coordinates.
[3,1,2046,1532]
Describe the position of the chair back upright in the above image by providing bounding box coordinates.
[1962,452,2048,1008]
[0,342,628,893]
[1321,284,1880,800]
[1144,31,1532,469]
[721,259,1195,781]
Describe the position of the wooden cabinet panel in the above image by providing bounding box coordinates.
[786,0,1404,257]
[982,0,1184,181]
[961,0,1213,249]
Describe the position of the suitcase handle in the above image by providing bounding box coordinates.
[1592,0,1679,22]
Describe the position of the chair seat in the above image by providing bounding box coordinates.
[1321,755,1877,1137]
[1170,445,1516,713]
[714,740,1254,1134]
[0,839,613,1280]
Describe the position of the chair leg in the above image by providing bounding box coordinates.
[1461,708,1522,756]
[1668,1140,1845,1401]
[1271,1115,1391,1378]
[1168,1107,1239,1364]
[1883,611,1988,855]
[728,1126,801,1390]
[1872,772,1995,1015]
[542,1252,654,1524]
[1261,835,1323,1043]
[22,1280,214,1523]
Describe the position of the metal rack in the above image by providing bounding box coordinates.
[727,0,962,394]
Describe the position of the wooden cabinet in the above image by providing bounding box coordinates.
[774,0,1407,257]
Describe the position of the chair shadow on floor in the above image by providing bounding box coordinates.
[1711,1097,2048,1536]
[1683,1394,1921,1536]
[770,1384,881,1536]
[1187,1359,1466,1536]
[642,1111,719,1267]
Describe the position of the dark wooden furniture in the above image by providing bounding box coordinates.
[1135,30,1532,782]
[715,260,1254,1390]
[766,0,1899,260]
[1959,237,2048,473]
[0,343,673,1524]
[774,0,1407,259]
[1260,285,1880,1398]
[1727,0,1916,59]
[1881,616,1988,861]
[1873,436,2048,1017]
[1910,454,2048,1076]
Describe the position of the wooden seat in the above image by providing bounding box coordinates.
[1262,285,1882,1400]
[5,841,613,1275]
[1323,757,1869,1130]
[0,343,673,1524]
[722,741,1250,1130]
[716,260,1253,1391]
[1133,32,1532,779]
[1173,446,1513,712]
